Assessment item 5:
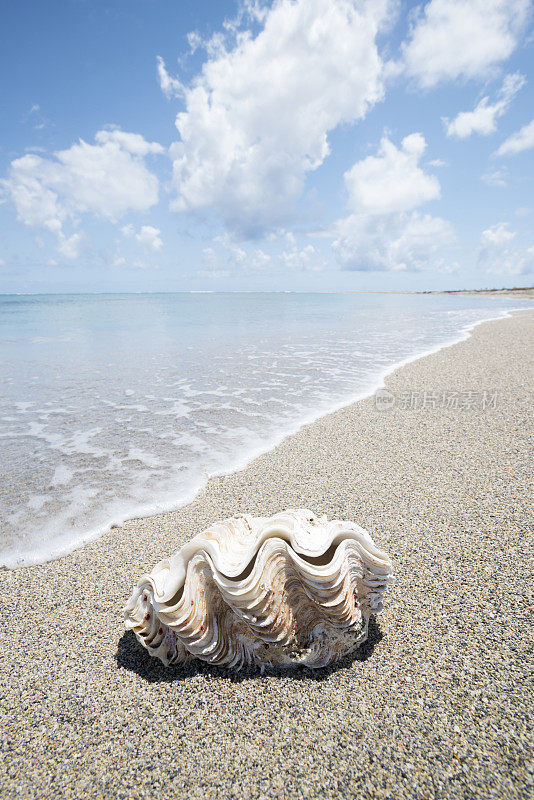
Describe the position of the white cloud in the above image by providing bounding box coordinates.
[480,222,516,246]
[2,155,66,233]
[440,260,460,275]
[94,129,164,157]
[1,128,163,257]
[444,73,525,138]
[57,232,82,260]
[248,249,272,270]
[203,235,271,271]
[169,0,394,236]
[280,244,325,271]
[331,132,455,271]
[481,168,508,187]
[402,0,530,88]
[156,56,183,98]
[186,31,203,55]
[186,3,272,60]
[135,225,163,251]
[478,223,534,274]
[213,233,247,266]
[494,119,534,156]
[23,103,48,131]
[333,211,455,271]
[206,232,323,272]
[344,132,440,215]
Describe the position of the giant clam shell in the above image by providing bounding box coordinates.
[123,509,393,670]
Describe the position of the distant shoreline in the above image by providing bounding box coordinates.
[419,286,534,297]
[342,286,534,297]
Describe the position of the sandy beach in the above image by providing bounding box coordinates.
[1,310,533,800]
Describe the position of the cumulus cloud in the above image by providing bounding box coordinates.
[247,249,272,270]
[93,129,164,157]
[169,0,394,236]
[205,231,324,272]
[402,0,530,88]
[280,244,325,271]
[156,56,183,98]
[57,232,82,260]
[0,128,163,256]
[480,222,516,246]
[135,225,163,251]
[203,234,271,271]
[331,132,455,271]
[444,73,525,138]
[478,222,534,273]
[494,119,534,156]
[333,211,455,271]
[214,234,248,267]
[344,132,440,215]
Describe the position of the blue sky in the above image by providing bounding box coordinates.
[1,0,533,292]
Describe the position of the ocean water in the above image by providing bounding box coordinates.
[0,292,530,568]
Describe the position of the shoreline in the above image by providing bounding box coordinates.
[4,303,532,570]
[424,287,534,297]
[1,311,532,800]
[3,286,533,296]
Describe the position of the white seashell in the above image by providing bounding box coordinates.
[123,509,393,670]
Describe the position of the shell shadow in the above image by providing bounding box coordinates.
[115,617,384,684]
